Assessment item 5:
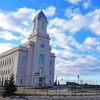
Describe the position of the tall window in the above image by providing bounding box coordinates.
[39,68,44,74]
[50,60,53,66]
[40,43,45,48]
[22,55,25,64]
[39,54,45,65]
[42,21,45,29]
[34,21,36,30]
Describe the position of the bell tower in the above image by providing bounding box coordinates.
[33,10,48,35]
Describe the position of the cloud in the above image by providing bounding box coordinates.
[48,25,99,76]
[49,14,84,34]
[47,8,100,76]
[44,6,56,17]
[0,9,32,38]
[82,37,100,53]
[82,0,92,9]
[96,46,100,52]
[0,6,56,42]
[64,0,81,5]
[0,31,18,40]
[84,37,98,45]
[54,48,100,76]
[65,8,80,19]
[0,43,16,54]
[64,0,92,9]
[89,20,100,36]
[64,8,100,35]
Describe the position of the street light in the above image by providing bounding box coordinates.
[34,72,39,95]
[77,75,80,90]
[34,72,40,87]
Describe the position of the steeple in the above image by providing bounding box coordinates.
[33,10,48,35]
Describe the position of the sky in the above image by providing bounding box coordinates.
[0,0,100,84]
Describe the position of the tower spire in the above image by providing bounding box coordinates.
[32,9,48,35]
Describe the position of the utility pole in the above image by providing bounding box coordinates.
[77,75,80,91]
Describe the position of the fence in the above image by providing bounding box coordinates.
[15,85,100,96]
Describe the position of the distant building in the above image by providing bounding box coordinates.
[0,10,55,87]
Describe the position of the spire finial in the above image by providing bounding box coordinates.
[40,7,43,12]
[41,7,42,10]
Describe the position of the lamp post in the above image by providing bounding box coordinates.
[77,75,80,91]
[34,72,39,95]
[34,72,40,87]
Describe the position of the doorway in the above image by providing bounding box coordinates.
[39,77,45,86]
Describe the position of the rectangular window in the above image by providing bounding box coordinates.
[22,55,25,64]
[42,21,45,29]
[50,71,52,75]
[50,60,53,66]
[39,68,44,74]
[39,54,45,65]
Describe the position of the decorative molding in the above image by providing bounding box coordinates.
[0,46,28,58]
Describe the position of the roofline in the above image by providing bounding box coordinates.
[0,46,28,58]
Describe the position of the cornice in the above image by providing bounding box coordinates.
[0,46,28,58]
[28,33,50,40]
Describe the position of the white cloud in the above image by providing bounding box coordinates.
[21,38,28,44]
[0,9,31,38]
[89,20,100,36]
[64,8,100,35]
[55,49,100,76]
[65,8,80,19]
[0,43,16,54]
[48,8,100,76]
[84,37,98,45]
[64,0,81,4]
[49,14,85,34]
[0,6,56,42]
[48,23,82,51]
[44,6,56,17]
[11,7,36,19]
[0,31,18,40]
[96,46,100,52]
[82,0,92,9]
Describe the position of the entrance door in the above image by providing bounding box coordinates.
[39,77,45,86]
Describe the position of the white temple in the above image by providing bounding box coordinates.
[0,10,55,87]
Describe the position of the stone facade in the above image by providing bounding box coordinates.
[0,10,55,87]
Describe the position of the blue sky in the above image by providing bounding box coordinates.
[0,0,100,84]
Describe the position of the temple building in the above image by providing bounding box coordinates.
[0,10,55,87]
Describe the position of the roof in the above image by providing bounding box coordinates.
[33,10,47,22]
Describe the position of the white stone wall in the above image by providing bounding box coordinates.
[25,43,34,86]
[16,50,28,86]
[0,46,28,86]
[30,33,55,86]
[0,50,19,85]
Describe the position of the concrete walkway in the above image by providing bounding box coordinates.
[1,96,100,100]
